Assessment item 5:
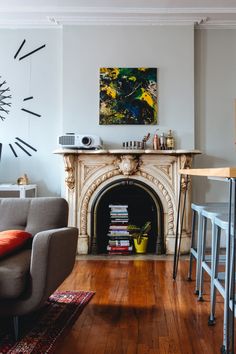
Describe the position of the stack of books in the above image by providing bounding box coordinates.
[107,204,133,255]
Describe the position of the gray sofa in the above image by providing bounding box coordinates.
[0,197,78,339]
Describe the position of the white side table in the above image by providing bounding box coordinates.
[0,184,37,198]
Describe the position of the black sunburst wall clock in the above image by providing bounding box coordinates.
[0,39,46,158]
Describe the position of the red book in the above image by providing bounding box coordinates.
[107,245,133,251]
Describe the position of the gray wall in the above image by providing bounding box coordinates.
[194,28,236,202]
[63,25,194,149]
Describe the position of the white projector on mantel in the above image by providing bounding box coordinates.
[58,133,103,149]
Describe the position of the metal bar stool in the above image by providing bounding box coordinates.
[189,202,228,295]
[211,213,235,354]
[198,205,228,303]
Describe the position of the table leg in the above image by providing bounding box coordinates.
[222,178,234,354]
[19,187,26,198]
[229,179,236,354]
[233,179,236,353]
[173,174,189,280]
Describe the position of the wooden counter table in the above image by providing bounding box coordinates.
[173,167,236,354]
[179,167,236,178]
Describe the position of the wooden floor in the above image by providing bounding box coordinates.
[57,258,225,354]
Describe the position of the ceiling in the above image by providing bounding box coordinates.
[0,0,236,27]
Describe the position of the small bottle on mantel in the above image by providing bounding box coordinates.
[166,130,175,150]
[153,132,159,150]
[159,133,166,150]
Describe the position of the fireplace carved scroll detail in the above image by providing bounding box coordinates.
[64,154,76,190]
[80,169,120,234]
[114,154,140,176]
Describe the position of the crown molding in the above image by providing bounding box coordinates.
[196,21,236,29]
[0,6,236,28]
[0,6,236,14]
[49,15,207,26]
[0,19,58,29]
[0,17,60,29]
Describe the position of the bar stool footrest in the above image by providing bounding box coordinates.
[208,316,216,326]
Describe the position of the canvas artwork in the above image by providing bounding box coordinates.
[99,67,157,125]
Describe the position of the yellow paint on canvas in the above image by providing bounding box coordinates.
[139,88,154,108]
[101,85,116,98]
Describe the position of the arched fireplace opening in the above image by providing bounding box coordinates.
[90,179,164,255]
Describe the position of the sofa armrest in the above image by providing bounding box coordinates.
[31,227,78,297]
[0,227,78,316]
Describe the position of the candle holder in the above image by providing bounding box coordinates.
[122,141,145,150]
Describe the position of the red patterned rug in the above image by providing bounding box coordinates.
[0,290,95,354]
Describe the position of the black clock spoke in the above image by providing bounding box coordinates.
[23,96,33,101]
[0,94,11,100]
[0,88,10,94]
[0,78,11,121]
[0,107,10,114]
[0,80,6,87]
[0,108,9,114]
[15,137,37,152]
[19,44,46,61]
[1,38,46,159]
[21,108,41,117]
[14,39,26,59]
[9,144,18,157]
[0,102,11,108]
[14,142,32,156]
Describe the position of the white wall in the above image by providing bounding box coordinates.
[193,28,236,202]
[2,25,235,200]
[0,29,62,196]
[63,25,194,149]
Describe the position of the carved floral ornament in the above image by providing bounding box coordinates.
[180,154,192,169]
[114,154,141,176]
[180,154,193,191]
[64,154,75,190]
[64,154,141,190]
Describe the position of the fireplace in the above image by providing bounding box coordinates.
[55,148,200,255]
[91,179,164,254]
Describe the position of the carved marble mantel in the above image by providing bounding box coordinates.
[55,149,201,255]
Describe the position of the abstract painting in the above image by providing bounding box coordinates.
[99,67,157,125]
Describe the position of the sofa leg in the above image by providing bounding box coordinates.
[13,316,19,341]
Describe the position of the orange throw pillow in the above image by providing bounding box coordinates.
[0,230,32,258]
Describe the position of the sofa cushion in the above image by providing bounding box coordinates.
[0,249,31,299]
[0,198,68,237]
[0,230,32,258]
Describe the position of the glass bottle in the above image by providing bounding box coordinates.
[153,133,159,150]
[159,133,166,150]
[166,130,175,150]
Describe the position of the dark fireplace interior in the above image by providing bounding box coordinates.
[91,179,164,254]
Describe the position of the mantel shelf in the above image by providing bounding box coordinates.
[54,148,201,156]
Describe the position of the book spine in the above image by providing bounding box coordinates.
[107,246,133,251]
[109,226,128,230]
[109,240,131,246]
[108,236,132,240]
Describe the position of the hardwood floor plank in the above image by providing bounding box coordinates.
[56,259,227,354]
